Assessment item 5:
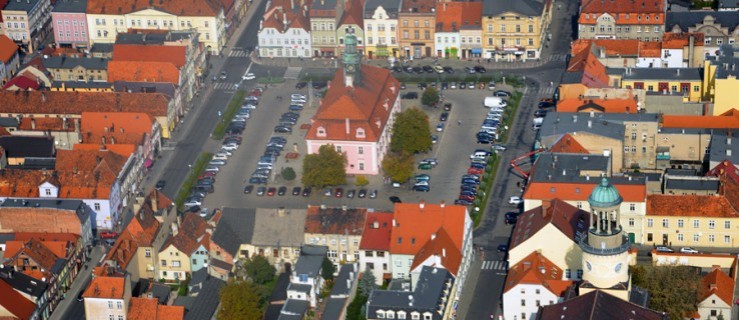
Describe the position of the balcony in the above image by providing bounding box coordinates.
[579,235,631,255]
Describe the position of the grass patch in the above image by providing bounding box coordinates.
[174,152,214,211]
[256,77,285,84]
[211,90,246,140]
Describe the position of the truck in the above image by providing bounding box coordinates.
[483,96,507,108]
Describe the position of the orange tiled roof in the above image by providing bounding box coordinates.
[647,194,737,217]
[13,232,80,244]
[566,43,610,88]
[548,134,590,154]
[73,143,137,157]
[509,199,590,250]
[113,44,186,68]
[701,268,734,306]
[579,0,665,25]
[556,98,638,113]
[107,60,180,84]
[0,34,18,64]
[0,279,36,320]
[359,211,394,251]
[707,160,739,186]
[638,41,661,58]
[86,0,222,16]
[128,297,185,320]
[105,196,161,269]
[661,113,739,129]
[83,276,125,299]
[0,208,85,236]
[524,182,646,203]
[261,3,310,32]
[399,0,436,14]
[504,251,572,296]
[304,206,366,235]
[306,65,400,142]
[434,2,488,31]
[55,148,128,177]
[339,0,363,26]
[572,39,641,57]
[80,112,154,145]
[390,203,466,256]
[409,228,463,276]
[18,117,76,132]
[662,32,704,49]
[6,238,62,281]
[0,91,169,117]
[161,212,207,255]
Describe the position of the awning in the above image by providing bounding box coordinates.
[471,48,482,54]
[144,159,153,168]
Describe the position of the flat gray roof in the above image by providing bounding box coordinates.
[622,68,701,81]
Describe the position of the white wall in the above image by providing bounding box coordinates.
[503,284,560,320]
[258,27,312,57]
[359,249,390,285]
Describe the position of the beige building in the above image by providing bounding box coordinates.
[1,0,52,53]
[397,0,436,58]
[304,206,366,265]
[481,0,551,61]
[158,212,208,282]
[310,0,343,57]
[42,56,108,82]
[83,276,131,320]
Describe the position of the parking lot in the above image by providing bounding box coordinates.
[199,78,522,212]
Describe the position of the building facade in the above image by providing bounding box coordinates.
[397,0,436,58]
[482,0,551,61]
[1,0,52,53]
[51,0,89,47]
[309,0,341,57]
[257,1,312,58]
[578,0,665,41]
[363,0,401,59]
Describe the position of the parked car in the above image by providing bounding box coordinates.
[274,125,292,133]
[256,186,266,196]
[358,189,367,198]
[242,73,255,80]
[412,185,430,192]
[491,144,507,152]
[334,188,344,198]
[487,81,496,90]
[436,122,445,132]
[155,180,166,190]
[100,231,118,239]
[439,112,449,122]
[494,90,512,97]
[418,162,432,170]
[244,185,254,194]
[302,187,312,197]
[249,177,267,185]
[414,174,431,182]
[454,199,473,205]
[508,196,523,205]
[346,189,356,198]
[389,196,402,203]
[534,109,548,117]
[680,247,699,254]
[266,187,277,196]
[292,187,302,196]
[369,190,378,199]
[204,166,220,172]
[277,186,287,196]
[295,82,307,89]
[655,246,674,253]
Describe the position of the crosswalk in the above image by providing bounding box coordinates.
[227,48,250,58]
[283,67,302,79]
[481,260,508,271]
[214,82,240,91]
[548,53,568,62]
[538,86,555,97]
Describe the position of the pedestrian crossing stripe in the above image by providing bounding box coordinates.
[481,260,508,271]
[214,82,240,90]
[228,50,250,57]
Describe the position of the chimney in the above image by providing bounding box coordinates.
[430,233,436,240]
[151,193,158,212]
[345,118,350,134]
[676,69,680,76]
[419,200,425,210]
[442,248,446,257]
[439,200,445,208]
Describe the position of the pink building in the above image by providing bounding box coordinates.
[305,35,400,175]
[51,0,89,47]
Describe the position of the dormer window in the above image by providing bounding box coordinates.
[356,128,365,138]
[317,126,327,137]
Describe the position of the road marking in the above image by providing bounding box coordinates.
[481,260,508,271]
[241,61,254,80]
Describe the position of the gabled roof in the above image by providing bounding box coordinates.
[662,32,704,49]
[435,2,484,32]
[509,199,589,250]
[556,98,638,113]
[339,0,363,26]
[701,268,735,306]
[2,75,41,91]
[112,44,186,68]
[707,160,739,185]
[306,65,400,142]
[128,297,185,320]
[73,143,137,157]
[661,113,739,129]
[0,91,169,117]
[18,117,76,132]
[211,207,256,256]
[399,0,436,14]
[409,228,463,276]
[666,11,739,33]
[390,203,467,256]
[42,56,108,71]
[304,206,366,235]
[6,238,65,280]
[503,251,572,296]
[107,60,181,84]
[364,0,402,17]
[564,43,610,88]
[0,34,19,64]
[647,194,737,217]
[548,133,590,154]
[161,212,207,256]
[537,290,665,320]
[80,112,155,145]
[359,211,393,251]
[579,0,665,23]
[86,0,222,16]
[638,41,661,58]
[83,276,125,299]
[572,39,641,57]
[0,278,36,320]
[105,206,161,269]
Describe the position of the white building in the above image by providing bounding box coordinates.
[358,211,394,285]
[363,0,401,59]
[502,252,572,320]
[257,2,312,58]
[83,276,131,320]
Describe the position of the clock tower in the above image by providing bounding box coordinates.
[342,28,361,88]
[579,177,632,301]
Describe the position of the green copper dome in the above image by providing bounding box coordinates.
[588,177,623,208]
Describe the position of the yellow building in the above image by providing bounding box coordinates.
[644,194,739,248]
[158,244,191,282]
[85,1,226,55]
[363,1,400,59]
[704,56,739,116]
[49,81,114,92]
[481,0,551,61]
[303,206,366,265]
[621,67,704,102]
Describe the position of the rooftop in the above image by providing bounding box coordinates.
[509,199,590,251]
[0,91,169,117]
[83,276,125,299]
[80,111,155,145]
[52,0,88,12]
[622,67,701,81]
[105,204,161,269]
[408,228,463,276]
[664,175,720,192]
[210,207,256,256]
[666,11,739,33]
[710,131,738,166]
[42,56,108,71]
[571,39,641,57]
[662,113,739,130]
[503,251,572,296]
[364,0,402,18]
[359,211,394,251]
[647,194,737,217]
[701,268,735,306]
[4,0,44,12]
[0,264,48,299]
[548,133,590,154]
[294,245,328,278]
[398,0,436,14]
[537,290,665,319]
[0,275,36,320]
[712,45,739,79]
[482,0,546,17]
[435,2,483,32]
[86,0,222,16]
[128,297,185,320]
[556,98,639,113]
[112,44,186,69]
[367,266,453,320]
[304,206,366,236]
[252,208,307,248]
[107,60,180,84]
[390,203,467,256]
[0,35,19,64]
[539,111,658,141]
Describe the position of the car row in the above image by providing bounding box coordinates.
[454,150,492,205]
[247,136,286,185]
[390,65,487,75]
[321,188,379,199]
[412,174,431,192]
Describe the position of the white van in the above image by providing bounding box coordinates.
[484,96,507,108]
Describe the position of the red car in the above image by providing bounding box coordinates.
[199,172,217,179]
[335,188,344,198]
[249,89,262,97]
[467,167,485,175]
[458,195,476,202]
[267,187,277,196]
[100,231,118,239]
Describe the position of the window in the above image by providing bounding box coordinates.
[108,301,113,308]
[629,203,636,211]
[118,316,123,320]
[647,219,653,227]
[662,219,668,228]
[564,269,571,279]
[521,299,526,306]
[725,221,731,229]
[724,235,731,243]
[45,189,51,196]
[709,220,715,229]
[677,233,683,241]
[678,219,684,228]
[94,203,101,210]
[172,261,181,267]
[145,249,151,257]
[116,301,122,309]
[647,233,653,242]
[709,235,715,243]
[693,234,700,242]
[273,249,279,257]
[693,85,700,92]
[336,146,342,153]
[694,220,699,228]
[109,316,114,320]
[628,218,635,227]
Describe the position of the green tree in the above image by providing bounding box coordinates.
[346,293,368,320]
[217,280,264,320]
[631,265,703,320]
[242,255,276,285]
[321,257,336,281]
[302,144,346,188]
[382,152,414,183]
[358,267,377,296]
[421,87,440,107]
[390,107,432,154]
[355,175,369,187]
[281,167,296,181]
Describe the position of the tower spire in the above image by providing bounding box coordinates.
[342,27,361,87]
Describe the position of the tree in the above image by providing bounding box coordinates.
[281,167,296,181]
[217,280,264,320]
[631,265,703,320]
[321,257,336,281]
[302,144,346,188]
[421,87,440,107]
[390,108,432,154]
[242,255,276,286]
[358,267,377,297]
[382,152,414,183]
[355,175,369,187]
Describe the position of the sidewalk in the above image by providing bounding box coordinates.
[49,245,106,320]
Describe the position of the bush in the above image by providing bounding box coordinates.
[175,152,213,210]
[355,175,369,187]
[211,90,246,140]
[281,167,296,181]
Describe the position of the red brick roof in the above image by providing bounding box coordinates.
[306,65,400,142]
[73,143,137,157]
[6,238,62,281]
[661,113,739,129]
[0,208,84,235]
[523,182,646,203]
[86,0,222,16]
[128,297,185,320]
[662,32,704,49]
[0,35,18,64]
[0,278,36,320]
[509,199,590,250]
[2,75,41,91]
[161,212,208,255]
[399,0,436,14]
[556,98,638,113]
[638,41,661,58]
[18,117,76,132]
[435,2,483,32]
[107,60,180,84]
[390,203,466,256]
[105,195,161,269]
[339,0,363,26]
[359,211,394,251]
[0,91,168,117]
[700,268,734,306]
[548,134,590,154]
[83,276,125,299]
[409,228,463,276]
[572,39,641,57]
[304,206,367,235]
[13,232,80,244]
[504,251,572,296]
[579,0,665,25]
[647,194,737,217]
[566,43,610,88]
[262,3,310,32]
[80,112,154,145]
[113,44,186,68]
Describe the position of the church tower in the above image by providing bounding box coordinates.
[342,28,361,88]
[579,177,632,301]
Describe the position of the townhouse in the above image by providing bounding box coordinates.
[434,1,482,59]
[51,0,89,47]
[481,0,552,61]
[158,212,209,282]
[1,0,52,53]
[705,45,739,116]
[309,0,342,57]
[665,11,738,59]
[397,0,436,59]
[358,210,394,285]
[0,265,47,319]
[366,266,455,320]
[304,206,366,265]
[0,34,19,85]
[85,0,225,54]
[42,56,108,82]
[620,67,704,102]
[537,290,665,319]
[336,0,364,56]
[323,263,359,320]
[697,268,734,320]
[502,252,572,320]
[127,297,184,320]
[257,0,312,58]
[363,0,401,59]
[0,198,94,245]
[82,276,131,320]
[285,245,327,309]
[578,0,665,41]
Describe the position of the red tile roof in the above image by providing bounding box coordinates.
[80,112,154,145]
[86,0,222,16]
[0,91,168,117]
[0,35,19,64]
[13,232,80,244]
[304,206,366,235]
[306,65,400,142]
[548,133,590,154]
[409,228,463,276]
[261,2,310,32]
[128,297,185,320]
[700,268,734,306]
[2,75,41,91]
[0,207,85,235]
[572,39,641,57]
[509,199,590,250]
[661,113,739,129]
[556,98,638,113]
[18,117,76,132]
[399,0,436,14]
[359,211,394,251]
[112,44,186,68]
[5,238,62,281]
[638,41,661,58]
[579,0,665,25]
[105,195,161,269]
[73,143,137,157]
[83,276,125,299]
[662,32,704,49]
[504,251,572,296]
[566,43,610,88]
[707,160,739,186]
[339,0,363,26]
[161,212,207,255]
[434,2,488,31]
[107,60,180,84]
[0,278,36,320]
[523,182,646,203]
[390,203,467,256]
[647,194,737,217]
